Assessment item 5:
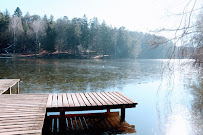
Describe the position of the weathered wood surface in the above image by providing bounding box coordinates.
[46,91,137,111]
[46,91,137,124]
[0,79,20,95]
[0,91,136,134]
[43,112,136,134]
[0,94,48,135]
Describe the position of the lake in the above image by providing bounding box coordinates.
[0,58,202,135]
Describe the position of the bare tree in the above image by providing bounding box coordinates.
[9,16,23,54]
[31,20,46,56]
[56,17,68,56]
[151,0,202,61]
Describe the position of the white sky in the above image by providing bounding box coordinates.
[0,0,202,38]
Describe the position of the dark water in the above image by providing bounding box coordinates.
[0,58,202,135]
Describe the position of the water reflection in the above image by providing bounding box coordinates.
[189,72,203,135]
[0,59,143,93]
[0,58,202,134]
[154,60,202,135]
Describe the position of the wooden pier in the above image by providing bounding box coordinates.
[46,92,137,122]
[43,112,136,134]
[0,79,20,95]
[0,90,137,134]
[0,94,48,135]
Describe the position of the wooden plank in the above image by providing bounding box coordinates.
[102,92,123,104]
[84,93,97,106]
[100,92,118,105]
[52,93,58,107]
[92,92,108,105]
[0,92,136,134]
[0,79,20,95]
[67,93,74,107]
[76,117,83,130]
[0,94,48,135]
[0,117,45,123]
[75,93,86,107]
[71,117,78,130]
[48,112,119,119]
[0,130,41,135]
[0,123,42,130]
[0,121,43,127]
[108,92,128,104]
[0,126,41,133]
[116,92,137,103]
[62,93,69,107]
[103,118,112,129]
[47,94,53,107]
[79,93,91,106]
[0,111,45,115]
[0,113,45,118]
[96,92,113,105]
[111,92,132,104]
[67,117,72,131]
[58,93,63,107]
[84,118,91,129]
[87,92,102,106]
[80,117,87,130]
[0,103,46,107]
[71,93,80,107]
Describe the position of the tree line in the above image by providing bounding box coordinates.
[0,7,172,58]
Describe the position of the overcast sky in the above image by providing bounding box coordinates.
[0,0,202,37]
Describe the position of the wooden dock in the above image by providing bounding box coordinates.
[46,92,137,121]
[46,92,137,133]
[0,94,48,135]
[0,79,20,95]
[0,91,137,134]
[43,112,136,134]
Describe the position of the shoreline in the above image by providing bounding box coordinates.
[0,53,114,59]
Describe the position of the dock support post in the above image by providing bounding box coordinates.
[60,109,66,133]
[17,81,19,94]
[9,87,11,94]
[106,109,111,117]
[121,106,125,122]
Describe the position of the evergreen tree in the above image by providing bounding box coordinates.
[0,8,173,59]
[14,7,22,17]
[56,16,69,56]
[89,17,101,54]
[0,10,10,52]
[43,16,56,53]
[67,18,81,55]
[116,27,128,57]
[81,15,89,51]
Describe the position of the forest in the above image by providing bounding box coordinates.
[0,7,172,59]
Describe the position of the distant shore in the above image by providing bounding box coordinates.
[0,53,113,59]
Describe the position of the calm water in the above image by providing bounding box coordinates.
[0,58,202,135]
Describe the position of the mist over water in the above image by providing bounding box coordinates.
[0,58,202,135]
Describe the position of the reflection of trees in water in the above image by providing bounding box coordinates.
[190,74,203,134]
[155,60,200,135]
[191,80,203,114]
[0,59,141,93]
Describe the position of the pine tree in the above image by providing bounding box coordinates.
[14,7,22,17]
[43,16,56,53]
[81,15,89,51]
